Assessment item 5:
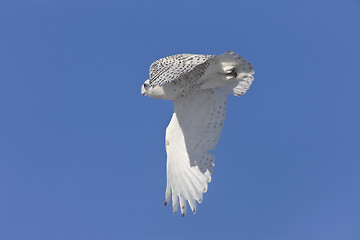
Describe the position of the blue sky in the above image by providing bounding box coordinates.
[0,0,359,239]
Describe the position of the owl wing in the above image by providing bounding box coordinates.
[164,90,228,216]
[148,54,215,87]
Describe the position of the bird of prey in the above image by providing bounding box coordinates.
[141,51,254,216]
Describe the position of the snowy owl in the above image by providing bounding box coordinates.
[141,51,254,216]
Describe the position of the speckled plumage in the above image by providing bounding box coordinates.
[141,51,254,216]
[148,54,215,87]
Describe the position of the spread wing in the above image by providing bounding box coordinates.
[148,54,215,87]
[164,90,228,216]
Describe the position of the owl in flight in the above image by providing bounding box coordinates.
[141,51,254,216]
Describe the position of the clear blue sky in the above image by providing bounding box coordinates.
[1,0,359,239]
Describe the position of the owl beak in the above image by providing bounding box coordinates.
[141,82,150,96]
[141,84,147,96]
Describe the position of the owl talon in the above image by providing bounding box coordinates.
[226,68,237,78]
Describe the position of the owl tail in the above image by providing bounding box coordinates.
[217,51,254,96]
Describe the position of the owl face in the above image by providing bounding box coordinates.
[141,78,181,100]
[141,79,170,99]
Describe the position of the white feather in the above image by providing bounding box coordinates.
[165,90,227,215]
